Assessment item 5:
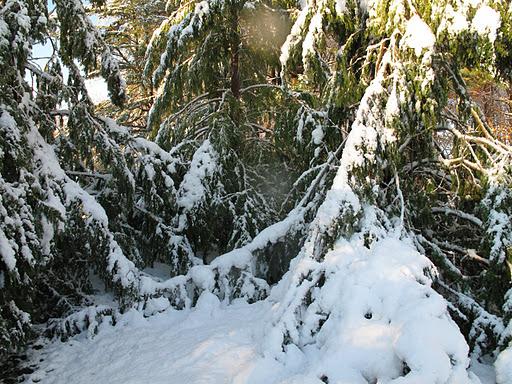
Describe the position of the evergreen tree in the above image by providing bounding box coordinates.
[267,1,512,381]
[1,0,279,357]
[0,0,140,356]
[92,0,168,130]
[141,0,337,280]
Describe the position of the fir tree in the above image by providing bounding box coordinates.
[141,0,326,279]
[268,1,512,381]
[0,0,137,356]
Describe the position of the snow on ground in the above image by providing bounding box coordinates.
[21,295,497,384]
[470,357,496,384]
[23,238,497,384]
[24,296,285,384]
[141,262,173,281]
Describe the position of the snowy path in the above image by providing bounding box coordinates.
[25,297,283,384]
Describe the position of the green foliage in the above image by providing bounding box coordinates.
[92,0,167,128]
[495,3,512,81]
[268,0,512,360]
[0,0,138,357]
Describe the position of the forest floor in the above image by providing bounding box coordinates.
[21,297,284,384]
[18,292,495,384]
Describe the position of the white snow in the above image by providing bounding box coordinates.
[483,186,512,263]
[85,77,109,104]
[189,265,215,290]
[280,5,309,69]
[24,235,495,384]
[470,357,496,384]
[472,6,501,43]
[142,262,173,281]
[11,104,140,290]
[176,139,218,212]
[143,296,171,316]
[0,227,17,271]
[265,233,481,384]
[7,3,507,382]
[335,0,346,16]
[495,344,512,384]
[335,0,368,15]
[443,6,469,36]
[0,18,9,48]
[25,300,280,384]
[401,15,436,57]
[40,217,54,257]
[302,12,322,64]
[310,49,397,232]
[179,1,211,42]
[149,0,224,85]
[385,82,400,120]
[107,240,137,288]
[311,125,324,145]
[0,108,18,134]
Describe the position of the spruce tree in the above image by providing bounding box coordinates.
[0,0,139,356]
[265,1,512,381]
[91,0,168,130]
[141,0,319,279]
[1,0,283,356]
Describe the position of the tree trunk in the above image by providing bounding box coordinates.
[230,8,240,100]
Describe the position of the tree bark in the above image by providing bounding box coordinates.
[230,8,240,100]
